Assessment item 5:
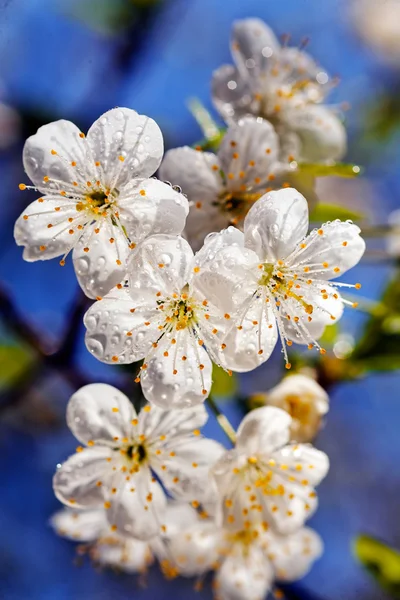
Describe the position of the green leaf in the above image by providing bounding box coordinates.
[0,344,35,390]
[309,203,365,223]
[298,162,362,178]
[211,365,238,398]
[353,535,400,598]
[319,323,339,347]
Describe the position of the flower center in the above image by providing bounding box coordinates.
[285,394,312,423]
[159,288,205,332]
[76,187,118,218]
[258,262,314,316]
[217,190,264,226]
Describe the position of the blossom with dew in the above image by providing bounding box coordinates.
[163,512,323,600]
[84,232,263,407]
[50,501,197,574]
[212,18,346,163]
[196,187,365,371]
[53,383,224,540]
[14,108,189,299]
[160,116,317,250]
[252,373,329,443]
[211,406,329,534]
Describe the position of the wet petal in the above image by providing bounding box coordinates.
[218,117,280,189]
[244,188,309,261]
[271,443,329,488]
[118,178,189,245]
[288,220,365,279]
[84,286,161,364]
[53,446,112,508]
[267,526,323,581]
[66,383,136,446]
[50,507,106,542]
[72,219,129,299]
[231,18,280,78]
[23,119,90,192]
[216,545,273,600]
[138,403,209,440]
[14,196,82,261]
[140,330,213,408]
[127,234,194,306]
[236,406,292,455]
[211,64,256,122]
[86,108,163,188]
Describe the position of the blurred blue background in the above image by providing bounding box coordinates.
[1,0,400,598]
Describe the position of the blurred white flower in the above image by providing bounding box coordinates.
[211,406,329,535]
[387,209,400,257]
[50,501,197,573]
[212,18,346,163]
[14,108,189,299]
[196,187,365,371]
[352,0,400,66]
[160,116,317,250]
[53,383,224,540]
[84,233,244,407]
[253,374,329,443]
[165,514,323,600]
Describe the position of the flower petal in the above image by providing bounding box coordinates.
[267,527,323,581]
[127,234,194,305]
[105,467,167,540]
[140,330,213,408]
[236,406,292,455]
[138,403,209,440]
[283,105,347,162]
[118,178,189,244]
[167,522,221,576]
[50,507,106,542]
[66,383,136,446]
[271,442,329,487]
[288,220,365,279]
[53,446,112,508]
[84,286,161,364]
[94,537,151,573]
[72,219,129,299]
[216,545,274,600]
[218,117,280,189]
[86,108,163,187]
[23,119,90,192]
[14,196,81,261]
[231,18,280,78]
[211,64,256,121]
[244,188,309,261]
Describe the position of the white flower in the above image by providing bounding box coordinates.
[160,116,318,250]
[165,514,323,600]
[50,501,197,574]
[352,0,400,66]
[212,18,346,163]
[53,383,224,540]
[211,406,329,535]
[84,232,253,407]
[14,108,189,299]
[253,373,329,443]
[196,187,365,371]
[387,209,400,258]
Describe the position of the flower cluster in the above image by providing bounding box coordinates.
[15,17,367,600]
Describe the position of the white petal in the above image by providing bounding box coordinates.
[271,443,329,487]
[84,286,161,364]
[167,522,221,576]
[86,108,163,188]
[218,117,280,189]
[118,179,189,244]
[140,330,213,408]
[244,188,309,261]
[138,403,209,440]
[53,446,112,508]
[50,507,106,542]
[268,374,329,417]
[284,105,347,162]
[105,467,167,540]
[128,234,194,305]
[66,383,136,446]
[94,537,151,573]
[14,196,81,261]
[231,18,280,78]
[153,437,225,504]
[288,220,365,279]
[211,64,257,121]
[278,48,322,88]
[23,119,90,191]
[267,527,323,581]
[219,295,278,372]
[162,501,200,537]
[72,219,129,299]
[236,406,292,455]
[216,545,273,600]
